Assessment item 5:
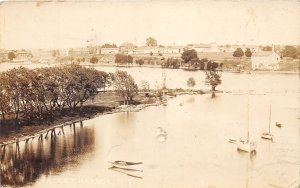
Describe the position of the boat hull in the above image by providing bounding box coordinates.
[237,141,257,153]
[261,133,273,140]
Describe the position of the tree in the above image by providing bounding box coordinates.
[140,80,150,92]
[113,70,138,105]
[0,90,10,121]
[233,48,244,58]
[282,45,298,58]
[0,64,108,128]
[136,59,144,66]
[181,49,198,66]
[146,37,157,47]
[187,77,196,88]
[205,70,222,92]
[199,58,208,70]
[262,46,272,51]
[102,43,117,48]
[211,61,219,71]
[245,48,252,58]
[206,61,212,70]
[161,58,181,69]
[90,56,99,64]
[52,50,60,58]
[115,54,133,65]
[8,51,16,60]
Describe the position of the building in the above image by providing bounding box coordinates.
[68,48,90,56]
[190,44,211,52]
[163,46,184,54]
[12,50,32,62]
[119,42,137,54]
[100,47,119,54]
[251,51,281,70]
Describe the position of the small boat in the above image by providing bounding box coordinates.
[109,160,142,166]
[261,132,273,140]
[108,161,143,171]
[156,127,167,142]
[237,104,257,153]
[261,105,274,140]
[228,138,237,143]
[237,139,257,153]
[275,122,282,128]
[108,166,143,179]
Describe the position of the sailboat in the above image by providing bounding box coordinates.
[261,105,274,140]
[237,104,257,153]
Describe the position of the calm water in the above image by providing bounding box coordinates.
[0,65,299,188]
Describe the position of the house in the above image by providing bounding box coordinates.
[12,50,32,63]
[31,49,53,59]
[119,42,137,54]
[68,48,90,56]
[163,46,184,54]
[190,44,211,52]
[251,51,281,70]
[134,47,160,55]
[100,47,119,54]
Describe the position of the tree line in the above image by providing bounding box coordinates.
[0,64,112,127]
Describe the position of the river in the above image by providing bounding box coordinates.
[0,64,299,188]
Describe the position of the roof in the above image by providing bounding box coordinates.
[192,44,211,48]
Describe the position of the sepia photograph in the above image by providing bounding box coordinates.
[0,0,299,187]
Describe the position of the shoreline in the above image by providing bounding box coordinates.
[0,101,159,147]
[1,62,299,74]
[0,88,215,146]
[0,89,192,146]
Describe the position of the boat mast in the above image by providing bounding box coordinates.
[247,103,250,142]
[268,104,271,134]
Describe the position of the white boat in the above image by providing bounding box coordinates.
[237,104,257,153]
[261,105,274,140]
[237,139,257,153]
[156,127,167,142]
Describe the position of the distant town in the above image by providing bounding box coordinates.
[0,38,299,72]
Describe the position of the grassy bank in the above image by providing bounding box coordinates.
[0,91,157,144]
[0,88,210,144]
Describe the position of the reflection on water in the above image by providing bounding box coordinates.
[0,126,95,187]
[0,93,299,188]
[0,67,299,187]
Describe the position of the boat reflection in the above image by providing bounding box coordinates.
[0,126,95,187]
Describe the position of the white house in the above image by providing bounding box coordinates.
[119,42,137,54]
[100,47,119,54]
[191,44,211,52]
[68,48,90,56]
[251,51,281,70]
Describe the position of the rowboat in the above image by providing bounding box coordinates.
[108,161,143,171]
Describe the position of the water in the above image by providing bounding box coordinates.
[0,66,299,188]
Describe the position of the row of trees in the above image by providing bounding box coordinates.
[0,64,111,126]
[0,64,143,128]
[180,49,222,91]
[115,54,133,65]
[233,48,252,58]
[181,49,222,70]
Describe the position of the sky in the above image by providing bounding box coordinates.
[0,0,300,50]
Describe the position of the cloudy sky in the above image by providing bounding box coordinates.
[0,0,299,49]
